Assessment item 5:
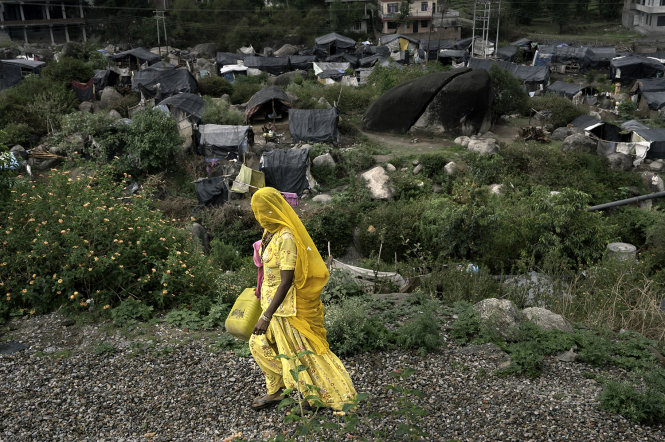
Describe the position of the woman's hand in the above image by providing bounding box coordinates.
[253,316,270,335]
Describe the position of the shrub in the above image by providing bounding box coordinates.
[198,76,233,97]
[111,298,154,326]
[203,301,231,330]
[325,297,395,356]
[302,205,357,257]
[390,172,432,201]
[230,76,265,104]
[320,270,365,305]
[618,100,637,121]
[395,307,443,355]
[57,112,125,162]
[531,94,584,128]
[208,239,243,271]
[489,64,529,122]
[0,123,32,147]
[201,97,245,125]
[498,341,544,378]
[42,57,94,85]
[164,308,204,330]
[110,92,141,118]
[600,373,665,424]
[0,167,226,317]
[114,109,184,177]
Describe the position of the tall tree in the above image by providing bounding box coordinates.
[507,0,541,26]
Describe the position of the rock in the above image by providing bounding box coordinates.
[588,110,602,120]
[467,138,498,155]
[432,183,443,193]
[654,175,665,192]
[312,194,333,203]
[606,152,632,171]
[286,91,299,104]
[188,223,210,254]
[9,145,27,160]
[268,70,306,87]
[489,184,504,195]
[522,307,573,333]
[454,136,470,147]
[472,298,524,341]
[99,87,123,110]
[221,94,231,104]
[562,133,596,154]
[79,101,94,113]
[108,109,122,121]
[263,142,277,151]
[317,97,332,109]
[556,348,578,362]
[503,271,560,307]
[649,159,664,172]
[385,163,396,172]
[312,153,336,168]
[550,126,583,141]
[444,161,458,176]
[300,144,312,151]
[274,44,299,57]
[413,164,423,175]
[263,47,274,57]
[32,157,62,170]
[192,43,219,58]
[361,166,394,200]
[363,69,491,136]
[606,242,637,261]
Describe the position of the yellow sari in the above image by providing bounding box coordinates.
[248,187,356,410]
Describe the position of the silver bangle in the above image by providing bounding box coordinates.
[260,314,271,322]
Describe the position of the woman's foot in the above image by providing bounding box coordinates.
[251,390,285,410]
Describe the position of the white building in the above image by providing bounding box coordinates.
[623,0,665,34]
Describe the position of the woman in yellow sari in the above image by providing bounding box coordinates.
[249,187,357,410]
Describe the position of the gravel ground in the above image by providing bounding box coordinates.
[1,312,665,441]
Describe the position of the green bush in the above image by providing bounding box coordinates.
[489,64,529,121]
[0,123,32,147]
[303,205,357,258]
[198,76,233,97]
[600,373,665,424]
[0,167,226,318]
[325,297,395,356]
[114,109,183,177]
[164,308,204,330]
[201,96,244,125]
[366,64,432,95]
[110,92,140,118]
[395,308,443,355]
[320,270,365,305]
[208,239,243,271]
[618,100,637,121]
[449,301,482,344]
[57,112,125,163]
[42,57,94,86]
[111,298,154,326]
[230,76,265,104]
[390,171,432,201]
[531,94,584,128]
[203,301,231,330]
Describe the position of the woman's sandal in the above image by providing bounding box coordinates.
[251,393,285,410]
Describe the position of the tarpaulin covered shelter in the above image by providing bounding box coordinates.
[419,39,454,60]
[215,52,246,67]
[314,32,356,58]
[640,92,665,110]
[622,120,665,159]
[194,176,228,206]
[380,34,420,60]
[111,47,160,69]
[158,93,205,122]
[72,79,94,102]
[631,77,665,94]
[92,69,117,91]
[358,54,387,68]
[243,55,291,76]
[133,67,198,99]
[356,44,390,59]
[534,46,616,72]
[610,56,665,85]
[198,124,254,160]
[0,59,45,89]
[571,114,602,130]
[289,108,339,144]
[496,45,518,61]
[438,49,468,65]
[260,148,311,196]
[546,80,598,99]
[631,78,665,111]
[219,64,248,82]
[288,55,315,71]
[244,85,292,122]
[467,58,549,90]
[325,53,359,68]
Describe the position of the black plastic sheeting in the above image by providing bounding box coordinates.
[132,67,198,98]
[195,176,229,206]
[325,53,359,68]
[641,91,665,110]
[72,79,94,102]
[260,148,310,196]
[467,58,549,84]
[571,114,601,129]
[314,32,356,58]
[536,45,616,71]
[610,56,665,84]
[289,55,315,71]
[215,52,247,66]
[289,108,339,144]
[0,61,22,89]
[158,93,205,121]
[496,45,517,61]
[547,80,586,98]
[245,86,291,122]
[243,55,291,75]
[111,47,160,65]
[93,69,110,90]
[622,120,665,159]
[631,77,665,93]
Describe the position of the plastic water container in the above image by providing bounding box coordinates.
[225,288,262,341]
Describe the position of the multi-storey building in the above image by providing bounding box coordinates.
[0,0,86,44]
[378,0,460,39]
[623,0,665,34]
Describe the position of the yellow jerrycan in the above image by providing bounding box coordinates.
[225,288,262,341]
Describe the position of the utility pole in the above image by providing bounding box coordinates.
[471,0,500,59]
[154,10,167,57]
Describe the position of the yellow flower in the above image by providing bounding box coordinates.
[166,270,171,274]
[73,291,79,295]
[103,305,110,310]
[162,289,168,294]
[57,279,62,283]
[88,268,93,271]
[21,289,27,293]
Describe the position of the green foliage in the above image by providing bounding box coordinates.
[164,308,204,330]
[114,109,183,177]
[202,301,231,330]
[0,167,225,316]
[618,100,637,121]
[201,97,245,125]
[324,297,395,356]
[42,57,94,86]
[303,206,357,258]
[418,152,452,184]
[396,307,443,356]
[449,301,482,344]
[110,92,140,118]
[390,171,432,201]
[531,94,584,128]
[230,76,265,104]
[211,333,250,357]
[599,371,665,424]
[208,239,243,271]
[421,263,501,305]
[94,342,117,355]
[365,64,431,95]
[384,367,429,440]
[0,123,31,147]
[57,112,125,163]
[198,76,233,97]
[320,270,365,305]
[489,64,529,121]
[111,298,154,327]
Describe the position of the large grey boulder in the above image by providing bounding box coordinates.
[79,101,94,113]
[99,87,123,110]
[107,109,122,121]
[606,152,632,171]
[467,137,498,155]
[361,166,394,200]
[362,68,491,136]
[473,298,524,341]
[562,133,596,154]
[312,194,333,203]
[522,307,573,333]
[642,172,665,192]
[192,43,219,58]
[274,44,299,57]
[550,126,583,141]
[313,153,336,168]
[268,70,306,87]
[454,136,470,147]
